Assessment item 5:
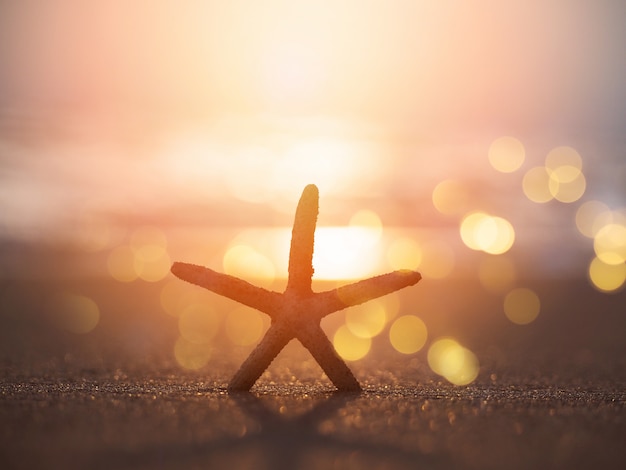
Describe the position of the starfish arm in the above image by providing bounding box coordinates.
[228,323,292,391]
[316,270,422,318]
[286,184,318,295]
[171,262,281,317]
[296,324,361,392]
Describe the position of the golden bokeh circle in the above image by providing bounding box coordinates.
[389,315,428,355]
[333,324,371,361]
[503,288,540,325]
[588,257,625,293]
[488,136,525,173]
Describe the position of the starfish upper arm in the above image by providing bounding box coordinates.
[316,270,422,318]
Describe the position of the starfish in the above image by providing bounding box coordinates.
[171,184,421,392]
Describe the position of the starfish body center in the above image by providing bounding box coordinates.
[274,293,322,330]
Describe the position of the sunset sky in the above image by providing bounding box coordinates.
[0,1,624,285]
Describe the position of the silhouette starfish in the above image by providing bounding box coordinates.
[171,184,421,392]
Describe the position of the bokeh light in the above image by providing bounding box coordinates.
[387,237,422,271]
[503,288,540,325]
[522,166,554,203]
[160,280,186,317]
[588,257,626,293]
[389,315,428,355]
[460,212,515,255]
[545,146,583,172]
[575,200,613,238]
[548,164,582,184]
[178,304,220,344]
[50,293,100,334]
[427,338,479,386]
[349,209,383,238]
[345,300,387,339]
[130,227,171,282]
[333,324,371,361]
[107,245,138,282]
[106,227,170,282]
[378,292,401,323]
[160,279,214,318]
[460,212,489,251]
[225,307,266,346]
[524,146,586,204]
[548,169,586,203]
[432,179,470,216]
[593,223,626,265]
[174,336,212,370]
[223,244,276,288]
[488,136,525,173]
[133,252,171,282]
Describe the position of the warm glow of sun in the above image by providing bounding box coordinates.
[223,244,276,288]
[219,223,386,282]
[270,138,362,200]
[312,226,382,280]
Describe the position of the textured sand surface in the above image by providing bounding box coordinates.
[1,370,624,470]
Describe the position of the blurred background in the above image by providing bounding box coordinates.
[0,0,624,385]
